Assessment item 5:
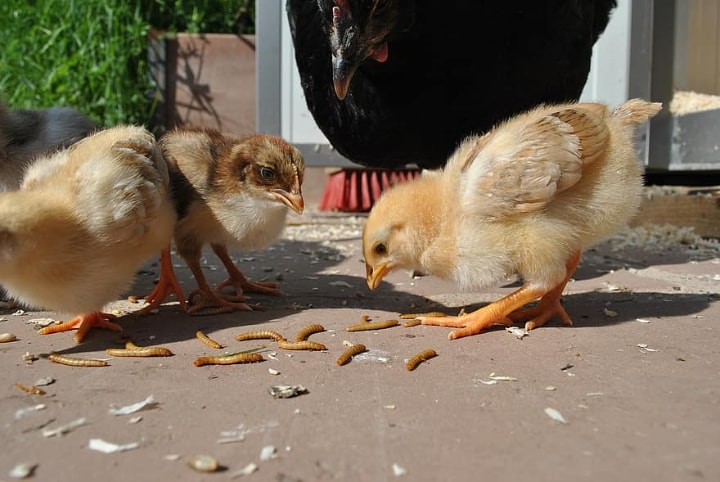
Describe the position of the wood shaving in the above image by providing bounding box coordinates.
[42,418,87,437]
[108,395,156,416]
[14,404,46,419]
[329,281,353,288]
[603,307,618,318]
[34,377,55,386]
[392,463,407,477]
[268,385,308,399]
[505,326,528,339]
[670,90,720,116]
[9,462,37,479]
[260,445,278,461]
[231,463,259,477]
[488,373,518,381]
[607,224,719,258]
[544,407,568,424]
[89,438,140,453]
[26,318,55,328]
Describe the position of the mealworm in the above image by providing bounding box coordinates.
[235,330,285,342]
[405,349,438,371]
[47,353,109,367]
[399,312,447,319]
[105,347,173,357]
[294,324,325,341]
[196,330,223,349]
[336,344,367,366]
[277,339,327,351]
[193,353,264,367]
[345,319,399,332]
[15,382,46,396]
[401,319,422,328]
[0,332,18,343]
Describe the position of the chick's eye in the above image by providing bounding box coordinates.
[374,243,387,255]
[260,167,276,181]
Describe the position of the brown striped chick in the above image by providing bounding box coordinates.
[0,126,176,342]
[363,99,661,339]
[141,128,304,315]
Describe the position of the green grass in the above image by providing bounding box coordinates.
[0,0,253,128]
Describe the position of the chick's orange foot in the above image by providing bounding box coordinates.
[212,245,284,298]
[138,248,187,315]
[216,276,282,298]
[508,250,580,331]
[37,311,121,343]
[422,251,582,339]
[507,290,573,331]
[186,288,254,316]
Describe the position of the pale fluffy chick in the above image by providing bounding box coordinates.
[0,100,97,191]
[363,99,661,340]
[141,128,305,315]
[0,125,176,342]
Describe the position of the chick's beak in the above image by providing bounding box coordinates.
[272,189,304,215]
[365,261,392,290]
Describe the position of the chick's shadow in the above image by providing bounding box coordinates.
[57,236,434,351]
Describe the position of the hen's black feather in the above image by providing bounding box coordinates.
[287,0,617,169]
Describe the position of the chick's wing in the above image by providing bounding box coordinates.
[25,126,170,246]
[455,103,610,219]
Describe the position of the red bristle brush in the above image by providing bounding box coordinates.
[319,168,421,212]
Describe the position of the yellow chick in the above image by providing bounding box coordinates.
[141,128,305,315]
[0,126,176,342]
[363,99,661,339]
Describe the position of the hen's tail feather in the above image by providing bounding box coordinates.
[612,99,663,126]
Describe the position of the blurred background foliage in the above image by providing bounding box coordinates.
[0,0,254,127]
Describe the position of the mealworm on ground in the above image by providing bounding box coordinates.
[399,312,447,319]
[105,347,173,357]
[277,339,327,351]
[47,353,109,367]
[336,344,367,366]
[15,382,46,396]
[345,319,399,332]
[196,330,223,349]
[235,330,285,342]
[294,324,325,341]
[405,349,438,371]
[401,319,422,328]
[193,353,264,367]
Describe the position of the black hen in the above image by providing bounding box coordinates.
[287,0,617,169]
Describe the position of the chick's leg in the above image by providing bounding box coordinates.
[507,251,581,331]
[38,312,121,343]
[421,252,582,339]
[139,247,187,315]
[211,244,283,298]
[184,253,253,315]
[420,286,546,340]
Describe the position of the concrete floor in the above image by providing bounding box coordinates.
[1,172,719,481]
